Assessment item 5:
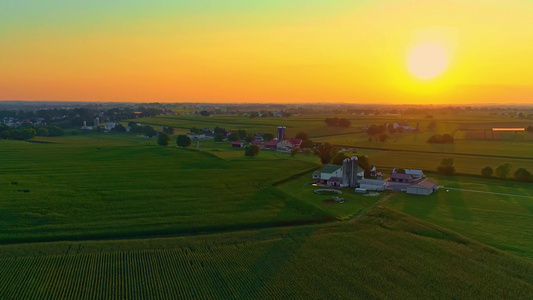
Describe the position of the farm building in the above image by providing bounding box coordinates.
[389,173,414,183]
[231,141,244,148]
[358,179,386,191]
[312,157,359,188]
[263,139,279,149]
[277,139,302,151]
[406,179,438,195]
[404,169,425,179]
[387,173,415,191]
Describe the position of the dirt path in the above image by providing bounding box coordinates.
[352,192,396,221]
[443,187,533,198]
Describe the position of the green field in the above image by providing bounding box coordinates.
[0,209,532,299]
[385,175,533,260]
[2,113,533,298]
[0,136,331,243]
[135,114,533,177]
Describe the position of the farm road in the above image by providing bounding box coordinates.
[352,192,395,221]
[443,187,533,198]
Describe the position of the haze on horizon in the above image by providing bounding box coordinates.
[1,0,533,105]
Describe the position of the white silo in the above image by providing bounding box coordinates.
[342,158,351,187]
[350,156,358,188]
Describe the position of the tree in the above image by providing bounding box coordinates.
[48,125,64,137]
[237,129,247,140]
[214,133,224,142]
[356,155,371,177]
[331,152,349,165]
[36,127,49,137]
[437,158,456,176]
[144,126,157,138]
[227,132,239,141]
[0,130,10,139]
[314,142,336,165]
[163,126,174,134]
[190,127,201,134]
[113,123,126,132]
[396,168,405,174]
[301,139,314,149]
[514,168,532,182]
[379,133,389,142]
[295,132,309,141]
[200,110,210,117]
[290,148,299,157]
[481,167,493,178]
[495,163,513,179]
[442,134,454,143]
[176,135,191,147]
[338,118,351,128]
[157,133,170,146]
[262,133,274,141]
[245,144,260,157]
[244,135,253,143]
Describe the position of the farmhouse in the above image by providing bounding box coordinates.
[406,179,438,195]
[312,157,359,188]
[386,173,415,191]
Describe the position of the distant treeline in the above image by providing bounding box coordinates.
[324,118,351,127]
[0,124,64,140]
[427,134,454,144]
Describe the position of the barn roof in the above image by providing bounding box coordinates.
[410,178,437,189]
[390,173,413,180]
[285,138,303,146]
[405,169,424,176]
[321,164,342,174]
[264,140,279,146]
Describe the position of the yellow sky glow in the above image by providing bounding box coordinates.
[1,0,532,104]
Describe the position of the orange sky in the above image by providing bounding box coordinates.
[1,0,533,104]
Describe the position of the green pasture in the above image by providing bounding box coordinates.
[274,173,384,220]
[359,148,533,176]
[0,209,531,299]
[386,175,533,260]
[0,137,329,243]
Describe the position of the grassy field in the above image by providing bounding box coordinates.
[0,209,532,299]
[2,115,533,298]
[385,175,533,260]
[274,173,384,220]
[0,135,332,243]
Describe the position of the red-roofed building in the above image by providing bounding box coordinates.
[231,141,244,148]
[264,139,279,149]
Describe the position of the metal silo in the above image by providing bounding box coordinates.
[342,158,350,187]
[350,156,358,188]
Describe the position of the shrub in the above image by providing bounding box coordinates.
[158,133,170,146]
[514,168,532,182]
[176,135,191,147]
[481,167,493,178]
[245,145,260,157]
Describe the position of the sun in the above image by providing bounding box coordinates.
[407,43,449,80]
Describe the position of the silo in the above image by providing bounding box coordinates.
[277,126,283,141]
[350,156,358,188]
[282,126,286,140]
[342,158,350,187]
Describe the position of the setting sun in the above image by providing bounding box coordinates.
[407,43,449,80]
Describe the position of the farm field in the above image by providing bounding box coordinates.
[0,209,532,299]
[357,148,533,176]
[385,175,533,260]
[0,136,331,243]
[274,173,384,220]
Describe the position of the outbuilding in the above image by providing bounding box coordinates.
[406,179,438,195]
[359,179,386,191]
